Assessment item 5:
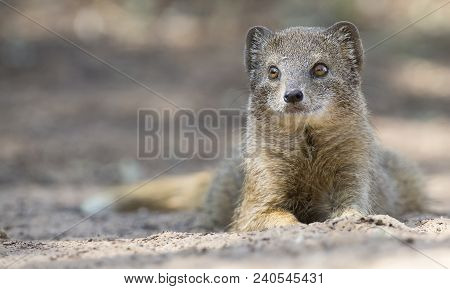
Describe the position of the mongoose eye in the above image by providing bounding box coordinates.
[268,65,280,80]
[311,63,329,77]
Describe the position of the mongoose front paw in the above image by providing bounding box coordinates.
[232,210,300,232]
[330,208,364,222]
[263,215,300,230]
[339,208,363,218]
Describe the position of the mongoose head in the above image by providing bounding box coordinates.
[245,22,364,117]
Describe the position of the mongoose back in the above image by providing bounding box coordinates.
[106,22,426,232]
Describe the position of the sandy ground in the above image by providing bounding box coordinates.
[0,181,449,269]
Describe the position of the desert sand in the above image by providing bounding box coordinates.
[1,184,449,269]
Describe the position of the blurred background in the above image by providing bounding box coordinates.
[0,0,449,240]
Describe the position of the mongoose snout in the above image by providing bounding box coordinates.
[284,89,304,103]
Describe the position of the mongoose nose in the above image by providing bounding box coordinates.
[283,90,304,103]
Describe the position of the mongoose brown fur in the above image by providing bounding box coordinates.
[111,22,426,232]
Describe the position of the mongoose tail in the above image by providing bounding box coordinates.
[81,171,213,214]
[115,171,213,211]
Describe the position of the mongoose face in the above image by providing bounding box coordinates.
[245,22,364,117]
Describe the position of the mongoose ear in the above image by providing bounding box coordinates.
[245,26,273,74]
[326,21,363,72]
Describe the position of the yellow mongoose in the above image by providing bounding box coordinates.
[110,22,426,232]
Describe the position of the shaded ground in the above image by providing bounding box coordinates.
[0,185,449,268]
